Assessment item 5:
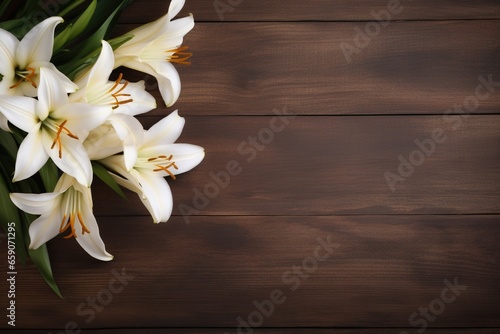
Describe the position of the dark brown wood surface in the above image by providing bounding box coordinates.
[1,0,500,333]
[122,21,500,116]
[122,0,500,22]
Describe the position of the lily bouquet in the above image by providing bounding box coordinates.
[0,0,203,296]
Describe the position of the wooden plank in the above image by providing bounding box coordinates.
[93,115,500,217]
[114,21,500,116]
[2,215,499,328]
[119,0,500,22]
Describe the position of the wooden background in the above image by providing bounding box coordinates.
[2,0,500,333]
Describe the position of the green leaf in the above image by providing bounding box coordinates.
[27,240,62,298]
[92,161,127,200]
[0,161,28,265]
[18,207,62,297]
[0,130,18,160]
[53,23,73,52]
[38,160,59,192]
[107,33,134,50]
[0,19,23,34]
[57,0,87,17]
[0,183,18,231]
[0,165,19,227]
[54,0,134,78]
[10,127,26,145]
[68,0,97,41]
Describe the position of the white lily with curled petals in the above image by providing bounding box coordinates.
[101,110,204,223]
[113,0,194,106]
[0,17,77,96]
[0,67,111,186]
[71,41,154,165]
[10,174,113,261]
[83,114,144,169]
[70,41,156,116]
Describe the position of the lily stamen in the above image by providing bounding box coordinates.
[149,154,178,179]
[107,73,134,109]
[167,45,192,65]
[10,67,38,89]
[59,212,90,239]
[51,120,79,158]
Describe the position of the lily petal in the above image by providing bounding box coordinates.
[74,202,113,261]
[16,17,62,68]
[37,67,70,114]
[121,1,188,47]
[119,11,171,47]
[100,155,131,181]
[13,123,49,182]
[108,114,144,170]
[141,143,205,177]
[122,60,180,107]
[0,28,18,79]
[10,192,61,250]
[86,41,115,91]
[143,110,185,147]
[165,143,205,175]
[114,80,157,116]
[84,124,124,160]
[146,14,194,50]
[133,170,173,223]
[148,61,182,107]
[10,192,60,215]
[168,0,186,20]
[0,95,38,132]
[41,129,93,187]
[33,61,78,93]
[53,103,112,138]
[28,209,62,250]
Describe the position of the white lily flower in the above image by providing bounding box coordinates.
[71,41,153,164]
[10,174,113,261]
[0,67,111,186]
[101,110,204,223]
[84,113,144,167]
[0,17,77,96]
[70,41,156,116]
[83,123,124,160]
[113,0,194,107]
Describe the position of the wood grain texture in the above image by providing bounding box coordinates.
[4,215,500,328]
[1,0,499,332]
[114,21,500,116]
[120,0,500,22]
[93,115,500,216]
